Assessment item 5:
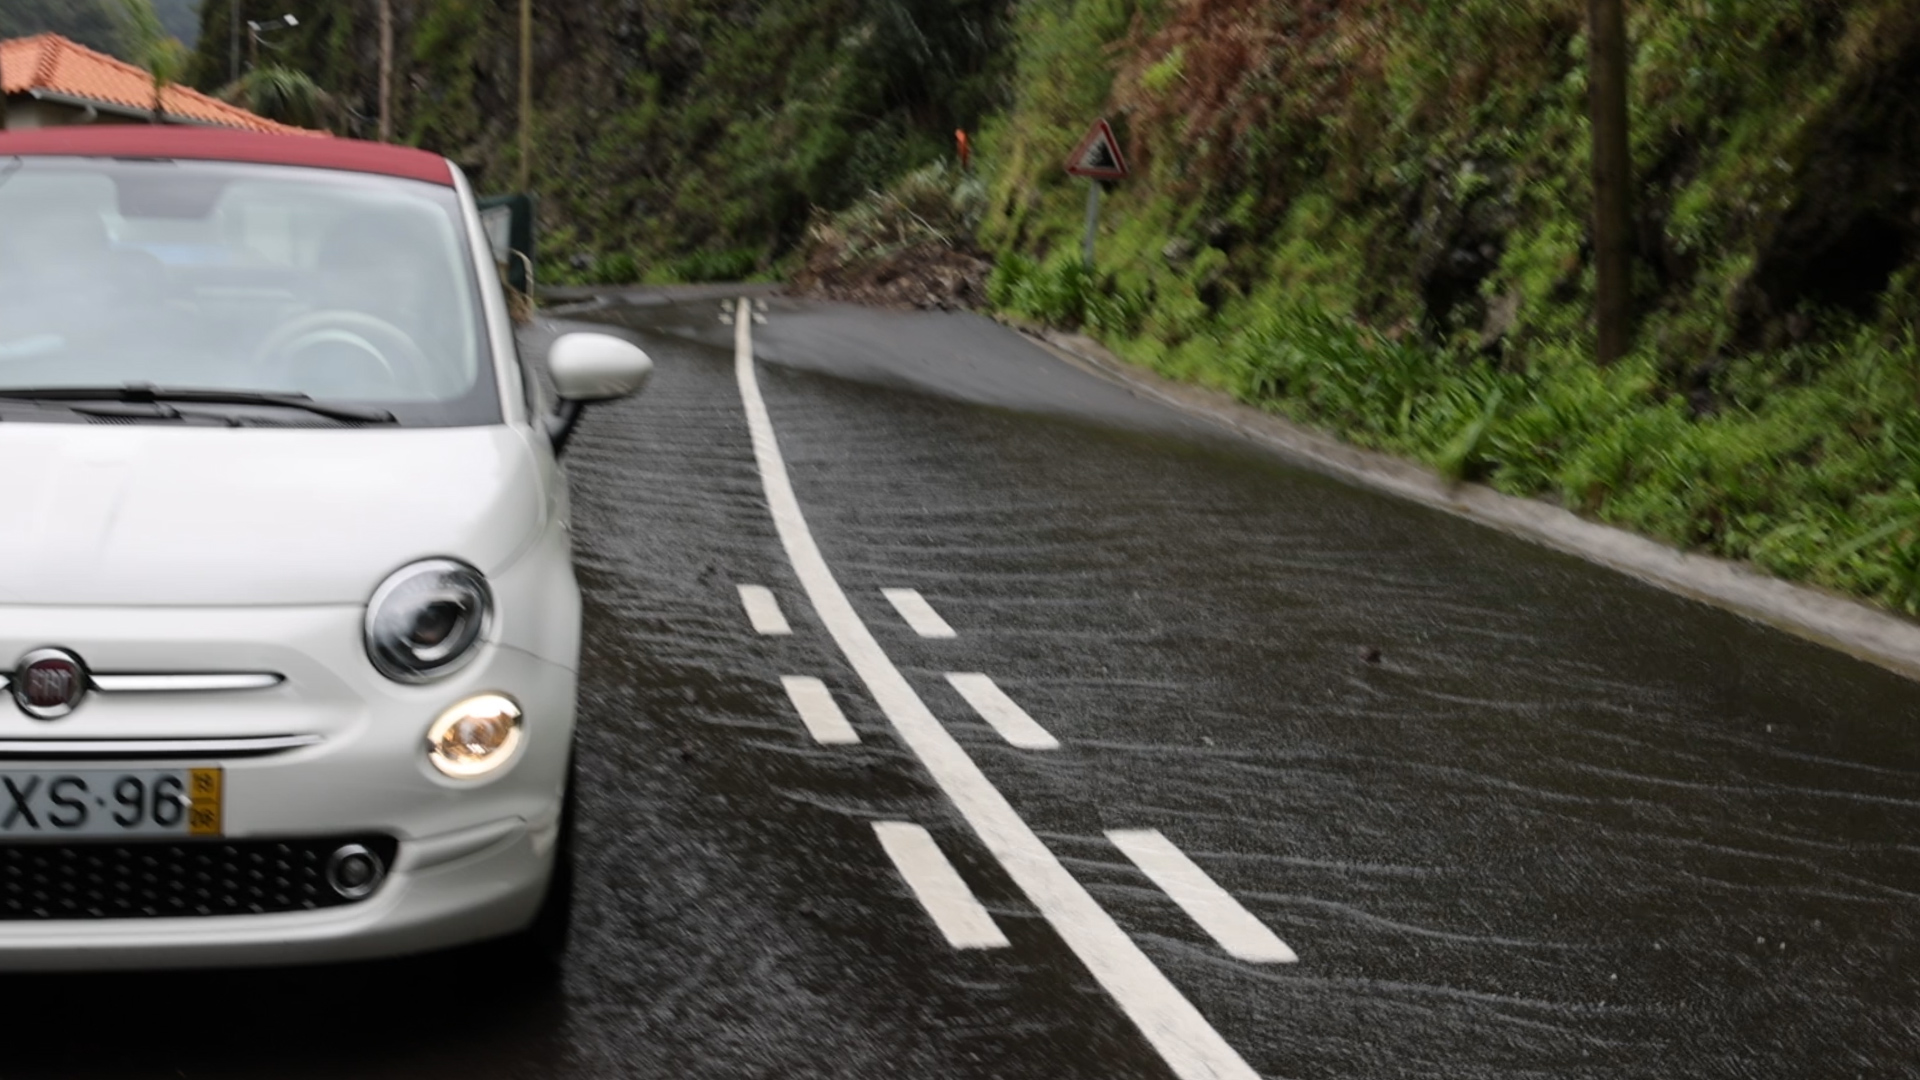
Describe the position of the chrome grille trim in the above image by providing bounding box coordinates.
[0,735,322,760]
[90,673,284,693]
[0,673,284,693]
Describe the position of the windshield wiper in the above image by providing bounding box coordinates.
[0,385,397,425]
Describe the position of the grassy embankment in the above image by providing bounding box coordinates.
[176,0,1920,616]
[969,0,1920,616]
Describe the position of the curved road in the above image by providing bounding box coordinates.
[2,293,1916,1079]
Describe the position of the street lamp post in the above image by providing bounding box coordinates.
[377,0,393,142]
[518,0,532,192]
[246,13,299,72]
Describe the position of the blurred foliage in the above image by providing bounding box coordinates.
[653,248,763,284]
[184,0,1011,282]
[990,250,1145,336]
[0,0,193,63]
[982,0,1920,616]
[0,0,197,118]
[113,0,191,113]
[0,0,131,55]
[216,65,343,130]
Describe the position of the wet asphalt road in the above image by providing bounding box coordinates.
[3,294,1918,1079]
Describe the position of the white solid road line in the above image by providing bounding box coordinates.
[780,676,861,745]
[734,299,1261,1080]
[738,584,792,635]
[881,588,958,638]
[1108,829,1298,964]
[945,673,1060,750]
[872,822,1010,949]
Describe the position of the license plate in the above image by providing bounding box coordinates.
[0,768,222,838]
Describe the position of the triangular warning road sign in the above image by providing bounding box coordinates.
[1066,119,1129,181]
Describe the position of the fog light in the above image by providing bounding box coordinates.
[426,694,524,778]
[326,843,385,899]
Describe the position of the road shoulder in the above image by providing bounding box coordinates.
[1014,321,1920,684]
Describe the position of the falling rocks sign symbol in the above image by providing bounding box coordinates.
[1066,119,1129,181]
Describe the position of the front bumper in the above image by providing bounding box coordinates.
[0,812,559,970]
[0,595,580,970]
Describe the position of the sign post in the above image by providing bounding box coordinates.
[1082,182,1102,267]
[1065,119,1129,269]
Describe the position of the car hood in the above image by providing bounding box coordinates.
[0,423,547,606]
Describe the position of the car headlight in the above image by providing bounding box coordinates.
[426,694,524,778]
[365,559,492,683]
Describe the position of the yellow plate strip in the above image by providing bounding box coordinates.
[187,767,223,836]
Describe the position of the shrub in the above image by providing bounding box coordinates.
[661,248,762,283]
[990,250,1146,335]
[587,252,640,286]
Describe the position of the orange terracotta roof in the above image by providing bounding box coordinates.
[1,33,322,137]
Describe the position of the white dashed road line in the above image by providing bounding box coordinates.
[738,584,792,635]
[945,673,1061,750]
[734,300,1261,1080]
[881,588,957,638]
[872,822,1010,949]
[1108,829,1298,964]
[780,676,861,745]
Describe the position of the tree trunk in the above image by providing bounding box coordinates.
[518,0,533,191]
[1589,0,1632,363]
[377,0,393,142]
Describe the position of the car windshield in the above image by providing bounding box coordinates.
[0,155,497,427]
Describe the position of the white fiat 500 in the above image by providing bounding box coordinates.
[0,126,650,969]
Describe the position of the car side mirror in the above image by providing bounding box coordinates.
[550,332,653,401]
[545,332,653,454]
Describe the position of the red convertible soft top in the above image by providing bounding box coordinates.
[0,125,455,187]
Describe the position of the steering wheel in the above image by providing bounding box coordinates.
[255,310,429,397]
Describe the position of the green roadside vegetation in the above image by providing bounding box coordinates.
[157,0,1920,616]
[182,0,1010,288]
[974,0,1920,616]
